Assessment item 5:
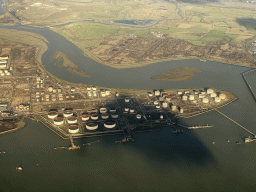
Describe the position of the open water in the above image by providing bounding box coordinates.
[0,23,256,191]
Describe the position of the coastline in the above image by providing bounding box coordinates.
[0,117,27,135]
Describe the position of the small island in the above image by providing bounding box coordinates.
[52,52,90,78]
[151,67,202,81]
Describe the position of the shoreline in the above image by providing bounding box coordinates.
[0,117,27,135]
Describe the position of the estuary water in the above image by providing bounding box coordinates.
[0,0,4,16]
[0,23,256,191]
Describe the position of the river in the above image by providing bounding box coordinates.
[1,23,256,191]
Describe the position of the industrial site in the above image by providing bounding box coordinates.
[0,42,237,143]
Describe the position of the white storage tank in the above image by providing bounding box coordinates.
[82,113,90,121]
[220,93,226,100]
[125,97,129,102]
[180,108,184,113]
[156,105,160,109]
[177,91,182,95]
[64,109,73,118]
[162,102,168,108]
[207,89,214,94]
[171,105,177,111]
[166,96,171,102]
[215,97,221,103]
[136,114,142,119]
[100,107,107,113]
[91,113,99,120]
[101,113,109,119]
[184,91,189,94]
[54,116,64,126]
[124,108,129,112]
[48,86,53,92]
[93,91,97,97]
[160,115,164,120]
[116,93,119,97]
[53,89,56,93]
[86,123,98,131]
[69,124,79,133]
[189,95,195,100]
[148,92,153,97]
[88,92,92,97]
[92,86,97,91]
[199,94,205,98]
[111,113,118,119]
[58,88,61,93]
[154,101,158,105]
[130,108,135,113]
[210,93,217,97]
[106,90,110,96]
[182,95,188,101]
[48,111,58,119]
[67,116,77,124]
[202,98,209,103]
[87,86,91,91]
[154,90,160,96]
[109,108,116,113]
[104,120,116,129]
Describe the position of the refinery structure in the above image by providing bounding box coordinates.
[0,43,238,145]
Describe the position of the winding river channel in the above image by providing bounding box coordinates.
[1,2,256,191]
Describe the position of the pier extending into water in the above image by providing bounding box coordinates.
[215,109,255,136]
[242,69,256,102]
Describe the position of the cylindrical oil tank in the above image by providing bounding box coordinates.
[53,89,56,93]
[106,90,110,96]
[220,93,226,100]
[91,109,98,113]
[171,105,177,111]
[82,113,90,121]
[67,116,77,124]
[192,100,197,103]
[207,89,214,94]
[69,124,79,134]
[162,102,168,108]
[36,84,40,88]
[111,113,118,119]
[109,108,116,113]
[48,86,53,92]
[125,97,129,102]
[136,114,142,119]
[156,105,160,109]
[159,97,164,102]
[93,91,97,97]
[0,73,4,76]
[104,120,116,129]
[101,113,109,120]
[130,108,135,113]
[182,95,188,101]
[101,92,106,97]
[48,111,58,119]
[215,97,221,103]
[201,91,206,94]
[58,88,61,93]
[180,108,184,113]
[199,94,205,98]
[154,90,160,96]
[148,92,153,97]
[124,108,129,112]
[100,107,107,113]
[91,113,99,120]
[189,95,195,100]
[154,100,158,105]
[86,123,98,130]
[202,98,209,103]
[184,91,189,94]
[0,70,3,74]
[177,91,182,95]
[160,115,164,120]
[92,86,97,91]
[71,87,75,92]
[210,93,217,97]
[54,116,64,126]
[88,92,92,97]
[64,110,73,118]
[71,95,74,98]
[116,93,119,97]
[87,86,91,91]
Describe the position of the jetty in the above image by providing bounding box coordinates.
[68,135,80,150]
[215,109,256,136]
[242,69,256,102]
[187,125,213,129]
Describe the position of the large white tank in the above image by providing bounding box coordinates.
[48,111,58,119]
[199,94,205,98]
[69,124,79,133]
[215,97,221,103]
[148,92,153,97]
[207,89,214,94]
[67,116,77,124]
[54,116,64,126]
[166,96,171,102]
[154,101,159,105]
[154,90,160,96]
[111,114,118,119]
[182,95,188,101]
[125,97,129,102]
[130,108,135,113]
[180,108,184,113]
[64,110,73,118]
[82,113,89,121]
[220,93,226,100]
[101,113,109,119]
[48,86,53,92]
[109,108,116,113]
[136,114,141,119]
[104,120,116,129]
[100,108,107,113]
[171,105,177,111]
[162,102,168,108]
[86,123,98,130]
[210,93,217,97]
[91,113,99,120]
[177,91,182,95]
[202,98,209,103]
[189,95,195,100]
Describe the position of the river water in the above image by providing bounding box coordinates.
[1,23,256,191]
[0,0,4,16]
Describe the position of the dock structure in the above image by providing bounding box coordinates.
[68,135,80,150]
[242,69,256,102]
[215,109,256,136]
[187,125,213,129]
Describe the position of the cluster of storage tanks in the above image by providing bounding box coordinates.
[178,89,226,104]
[0,69,11,76]
[47,107,118,133]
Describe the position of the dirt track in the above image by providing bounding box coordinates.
[91,36,256,68]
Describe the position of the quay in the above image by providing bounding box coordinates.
[187,125,213,129]
[68,135,80,150]
[215,109,256,136]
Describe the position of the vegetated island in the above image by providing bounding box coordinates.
[52,52,90,78]
[151,67,202,81]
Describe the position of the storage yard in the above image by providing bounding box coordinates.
[0,42,237,141]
